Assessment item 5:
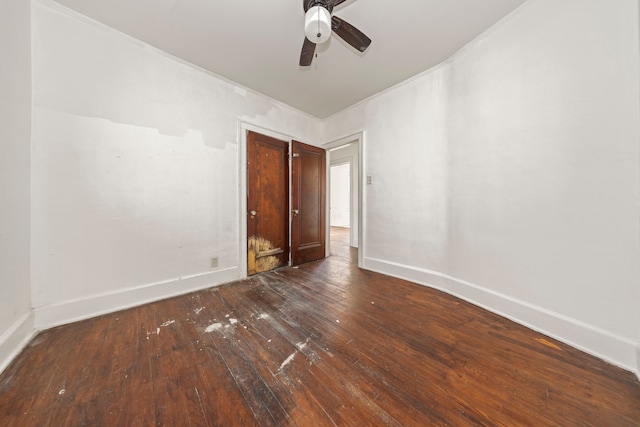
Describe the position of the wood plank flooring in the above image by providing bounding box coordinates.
[1,227,639,426]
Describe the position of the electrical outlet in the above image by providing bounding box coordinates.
[211,257,218,268]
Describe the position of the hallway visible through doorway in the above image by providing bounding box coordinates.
[330,163,350,228]
[330,226,356,261]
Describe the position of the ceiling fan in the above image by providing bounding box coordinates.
[300,0,372,66]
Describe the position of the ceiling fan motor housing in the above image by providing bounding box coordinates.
[304,6,331,43]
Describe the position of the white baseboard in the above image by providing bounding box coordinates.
[0,311,36,375]
[363,256,639,376]
[34,267,241,329]
[636,345,640,381]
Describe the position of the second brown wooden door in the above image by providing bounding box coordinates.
[291,140,326,265]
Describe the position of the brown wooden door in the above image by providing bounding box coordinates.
[247,131,289,275]
[291,140,326,265]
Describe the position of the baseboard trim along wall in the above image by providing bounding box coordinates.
[0,311,36,375]
[34,267,241,330]
[636,345,640,381]
[363,256,640,379]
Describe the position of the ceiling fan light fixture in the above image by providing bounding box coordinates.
[304,5,331,44]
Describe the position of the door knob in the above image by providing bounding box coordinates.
[250,210,257,217]
[292,209,299,215]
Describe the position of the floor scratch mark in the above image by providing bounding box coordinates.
[194,386,210,426]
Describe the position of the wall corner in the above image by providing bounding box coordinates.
[0,310,36,375]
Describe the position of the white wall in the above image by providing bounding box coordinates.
[323,0,640,376]
[31,0,320,328]
[326,66,451,274]
[0,0,34,372]
[446,0,640,367]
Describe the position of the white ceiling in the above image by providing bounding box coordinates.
[52,0,527,119]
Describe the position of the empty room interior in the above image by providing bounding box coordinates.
[1,0,640,425]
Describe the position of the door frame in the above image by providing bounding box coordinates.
[239,121,295,278]
[323,131,365,269]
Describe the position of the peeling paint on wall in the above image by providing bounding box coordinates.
[30,0,319,314]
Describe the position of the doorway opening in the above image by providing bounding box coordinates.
[329,162,350,258]
[325,137,362,266]
[330,162,351,229]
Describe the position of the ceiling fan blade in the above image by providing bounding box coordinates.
[331,16,371,53]
[300,37,316,66]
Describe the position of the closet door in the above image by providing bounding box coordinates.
[246,131,289,275]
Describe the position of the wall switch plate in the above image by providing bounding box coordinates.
[211,257,218,268]
[367,175,373,184]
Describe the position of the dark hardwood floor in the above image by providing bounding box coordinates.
[1,227,639,426]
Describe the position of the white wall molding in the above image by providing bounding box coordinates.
[363,256,640,376]
[34,267,240,330]
[0,311,35,375]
